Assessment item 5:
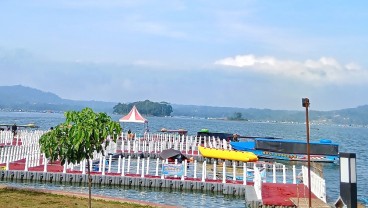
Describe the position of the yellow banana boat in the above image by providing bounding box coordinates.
[198,146,258,162]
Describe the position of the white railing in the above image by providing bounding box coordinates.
[117,133,234,155]
[302,165,327,203]
[253,165,262,200]
[1,130,310,188]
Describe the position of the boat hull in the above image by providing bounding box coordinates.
[248,149,338,163]
[198,146,258,162]
[230,141,338,163]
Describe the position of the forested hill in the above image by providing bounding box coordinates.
[0,85,63,104]
[0,85,116,112]
[1,85,368,125]
[171,104,368,125]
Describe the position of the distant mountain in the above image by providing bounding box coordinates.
[171,104,368,125]
[316,105,368,125]
[0,85,63,105]
[171,104,303,121]
[0,85,116,112]
[1,85,368,125]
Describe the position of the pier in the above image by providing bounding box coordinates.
[0,130,330,207]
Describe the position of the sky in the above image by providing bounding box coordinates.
[1,0,368,111]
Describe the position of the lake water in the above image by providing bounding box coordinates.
[1,111,367,206]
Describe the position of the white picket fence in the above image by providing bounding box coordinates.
[302,165,327,202]
[0,130,327,201]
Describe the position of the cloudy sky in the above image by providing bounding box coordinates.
[1,1,368,110]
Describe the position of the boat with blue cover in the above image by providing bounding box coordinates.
[230,138,339,163]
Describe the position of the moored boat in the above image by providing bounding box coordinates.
[197,129,239,143]
[160,128,188,136]
[230,138,339,163]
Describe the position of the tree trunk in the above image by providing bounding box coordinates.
[87,159,92,208]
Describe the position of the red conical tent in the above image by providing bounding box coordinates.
[119,105,148,123]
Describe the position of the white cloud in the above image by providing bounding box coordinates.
[214,54,368,84]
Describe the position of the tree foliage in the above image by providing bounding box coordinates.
[228,112,248,121]
[39,107,122,208]
[39,107,122,164]
[113,100,173,116]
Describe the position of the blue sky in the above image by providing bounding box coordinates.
[1,1,368,110]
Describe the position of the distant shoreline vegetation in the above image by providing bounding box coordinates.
[113,100,173,116]
[227,112,248,121]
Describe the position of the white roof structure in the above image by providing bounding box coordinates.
[119,105,148,123]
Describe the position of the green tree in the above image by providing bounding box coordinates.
[113,100,173,116]
[234,112,242,120]
[228,112,248,121]
[39,107,122,208]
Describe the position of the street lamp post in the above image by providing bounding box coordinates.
[302,98,312,208]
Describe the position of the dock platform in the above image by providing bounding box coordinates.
[0,130,332,208]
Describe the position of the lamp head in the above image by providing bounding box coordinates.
[302,98,310,108]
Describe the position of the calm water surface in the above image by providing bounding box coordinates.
[1,112,367,206]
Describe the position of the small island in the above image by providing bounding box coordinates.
[113,100,173,116]
[227,112,248,121]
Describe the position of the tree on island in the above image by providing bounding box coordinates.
[228,112,248,121]
[39,107,122,208]
[113,100,173,116]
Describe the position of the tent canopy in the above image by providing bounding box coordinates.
[119,105,148,123]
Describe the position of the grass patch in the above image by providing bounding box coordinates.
[0,187,157,208]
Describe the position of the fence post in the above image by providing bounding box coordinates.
[222,161,226,183]
[108,155,112,173]
[141,158,145,178]
[82,160,86,174]
[63,160,67,173]
[293,165,296,184]
[121,157,125,176]
[43,158,48,172]
[273,163,276,183]
[243,162,247,185]
[155,158,159,176]
[24,155,28,171]
[117,155,121,173]
[136,157,140,174]
[194,160,197,178]
[232,161,236,181]
[161,160,165,179]
[146,157,150,175]
[102,156,106,176]
[127,156,131,173]
[213,160,217,180]
[201,160,206,182]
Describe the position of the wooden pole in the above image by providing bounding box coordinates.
[303,98,312,208]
